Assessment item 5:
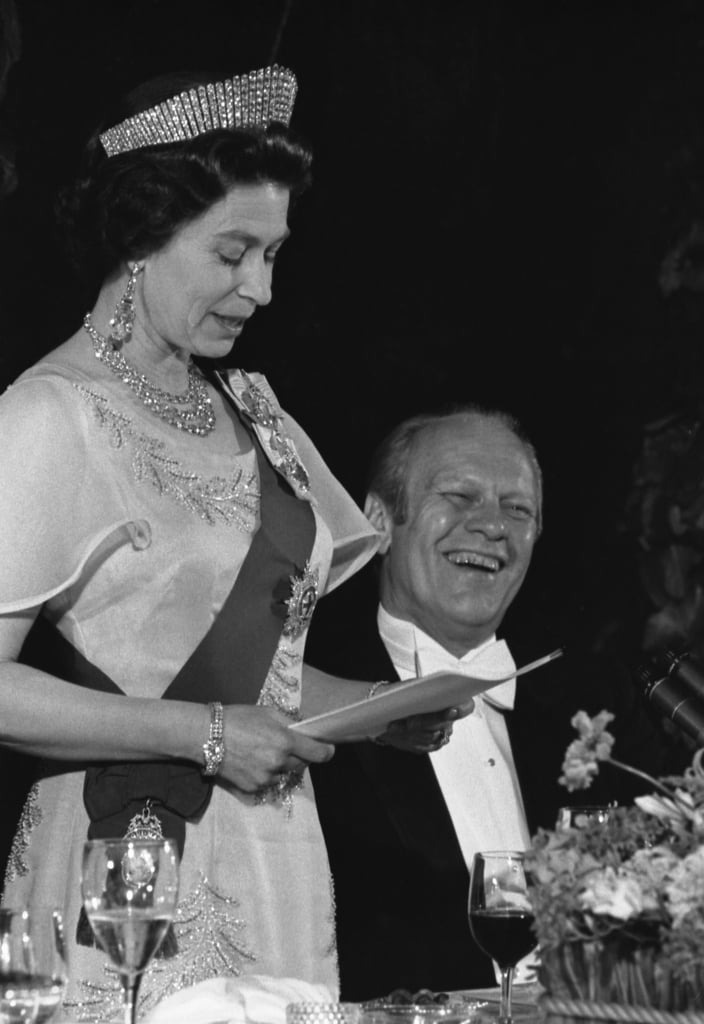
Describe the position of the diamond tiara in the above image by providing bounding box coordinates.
[99,64,298,158]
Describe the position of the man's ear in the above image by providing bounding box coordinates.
[364,492,393,554]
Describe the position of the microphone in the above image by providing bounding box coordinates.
[636,648,704,747]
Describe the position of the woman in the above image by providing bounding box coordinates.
[0,64,387,1021]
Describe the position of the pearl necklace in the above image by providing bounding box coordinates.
[83,313,216,437]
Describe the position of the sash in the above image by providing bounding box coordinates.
[26,416,316,950]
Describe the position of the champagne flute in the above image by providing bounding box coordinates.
[468,851,536,1024]
[81,838,180,1024]
[0,908,38,1023]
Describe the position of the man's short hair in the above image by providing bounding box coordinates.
[366,404,543,532]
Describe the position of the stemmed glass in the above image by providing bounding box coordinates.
[81,838,180,1024]
[557,805,612,829]
[0,908,38,1023]
[0,906,67,1024]
[24,908,67,1024]
[468,851,536,1024]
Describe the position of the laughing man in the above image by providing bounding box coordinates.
[308,405,681,1000]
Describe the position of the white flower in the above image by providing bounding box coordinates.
[559,749,599,792]
[666,846,704,926]
[629,845,680,890]
[622,846,678,915]
[559,711,616,792]
[579,866,656,921]
[635,794,684,826]
[636,789,704,833]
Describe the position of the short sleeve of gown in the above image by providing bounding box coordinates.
[0,376,136,613]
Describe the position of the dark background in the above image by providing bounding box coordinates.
[3,0,704,851]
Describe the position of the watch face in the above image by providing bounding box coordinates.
[204,740,224,763]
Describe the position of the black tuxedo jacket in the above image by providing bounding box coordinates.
[307,568,687,1001]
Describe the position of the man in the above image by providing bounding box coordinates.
[307,405,681,1000]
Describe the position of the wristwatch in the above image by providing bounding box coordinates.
[202,701,225,776]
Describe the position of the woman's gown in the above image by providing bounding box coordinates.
[0,340,378,1023]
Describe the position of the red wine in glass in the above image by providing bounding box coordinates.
[469,907,536,969]
[469,852,537,1023]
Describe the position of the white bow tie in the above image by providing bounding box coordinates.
[415,639,517,711]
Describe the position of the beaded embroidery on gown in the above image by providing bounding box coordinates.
[0,351,378,1023]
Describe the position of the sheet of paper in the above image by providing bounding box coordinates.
[291,649,562,742]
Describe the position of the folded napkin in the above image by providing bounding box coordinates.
[143,975,335,1024]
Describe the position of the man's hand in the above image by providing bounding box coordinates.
[373,700,474,754]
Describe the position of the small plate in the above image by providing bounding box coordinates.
[362,997,488,1024]
[450,986,541,1022]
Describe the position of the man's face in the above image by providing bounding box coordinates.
[371,414,540,657]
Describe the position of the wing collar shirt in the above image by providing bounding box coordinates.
[377,605,530,872]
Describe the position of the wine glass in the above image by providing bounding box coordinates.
[81,838,180,1024]
[468,851,536,1024]
[0,908,38,1023]
[556,805,612,829]
[0,907,66,1023]
[23,908,67,1023]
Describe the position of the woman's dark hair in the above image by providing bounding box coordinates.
[57,70,313,282]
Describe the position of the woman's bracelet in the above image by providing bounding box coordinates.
[366,681,393,743]
[202,701,225,776]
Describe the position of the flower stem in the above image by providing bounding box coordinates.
[606,757,681,801]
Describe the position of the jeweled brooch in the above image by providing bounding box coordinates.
[283,561,319,641]
[238,374,310,493]
[121,800,164,888]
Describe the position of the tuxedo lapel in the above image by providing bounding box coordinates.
[352,628,470,873]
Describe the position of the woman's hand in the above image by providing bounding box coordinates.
[218,705,334,792]
[373,701,474,754]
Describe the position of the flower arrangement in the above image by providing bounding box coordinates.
[526,710,704,1013]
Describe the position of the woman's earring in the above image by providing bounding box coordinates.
[108,262,143,348]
